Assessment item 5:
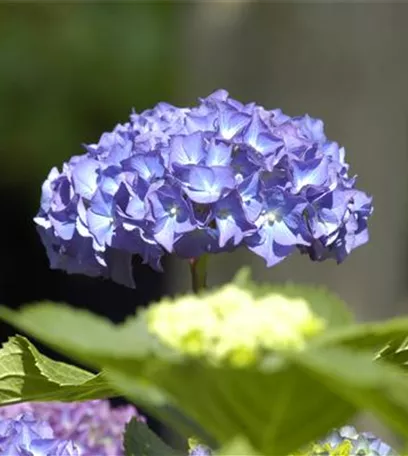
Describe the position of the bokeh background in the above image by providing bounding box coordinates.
[1,1,407,446]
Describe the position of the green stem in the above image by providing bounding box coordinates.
[189,255,208,293]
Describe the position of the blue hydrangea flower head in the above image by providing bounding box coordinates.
[0,413,79,455]
[35,90,373,287]
[0,400,144,456]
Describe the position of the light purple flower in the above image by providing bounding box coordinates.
[0,400,144,456]
[0,413,79,456]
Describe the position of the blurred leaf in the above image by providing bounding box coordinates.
[216,436,261,456]
[0,303,174,408]
[124,418,181,456]
[0,335,115,405]
[290,346,408,438]
[134,359,354,455]
[0,302,355,454]
[376,335,408,370]
[233,267,353,328]
[314,317,408,353]
[4,293,408,454]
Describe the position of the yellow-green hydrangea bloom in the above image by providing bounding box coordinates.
[147,284,325,366]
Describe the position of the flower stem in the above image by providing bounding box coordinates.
[189,255,208,293]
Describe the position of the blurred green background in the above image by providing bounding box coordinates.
[0,3,178,193]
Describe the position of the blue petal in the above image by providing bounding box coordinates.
[238,173,263,221]
[125,152,165,181]
[215,191,255,247]
[71,158,100,199]
[216,217,242,248]
[296,114,326,142]
[90,189,112,217]
[154,217,177,252]
[178,165,235,204]
[271,220,298,246]
[169,132,205,167]
[99,176,120,198]
[205,140,232,167]
[201,89,229,103]
[218,105,251,140]
[87,211,112,246]
[291,156,329,191]
[105,140,132,166]
[185,112,217,133]
[246,226,294,267]
[126,194,146,220]
[242,110,282,154]
[39,167,60,212]
[49,214,76,241]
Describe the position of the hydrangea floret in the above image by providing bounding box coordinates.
[146,284,325,366]
[0,413,80,456]
[0,400,143,456]
[293,425,398,456]
[188,438,213,456]
[34,90,372,288]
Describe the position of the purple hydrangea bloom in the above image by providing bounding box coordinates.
[0,400,144,456]
[35,90,372,287]
[0,413,79,455]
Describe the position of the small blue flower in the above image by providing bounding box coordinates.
[214,190,256,248]
[189,443,212,456]
[314,425,398,456]
[246,188,309,267]
[148,183,196,252]
[169,132,205,168]
[174,164,235,204]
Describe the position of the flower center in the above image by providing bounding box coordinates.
[217,208,230,219]
[266,211,277,225]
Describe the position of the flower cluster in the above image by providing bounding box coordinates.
[147,284,325,366]
[188,444,212,456]
[0,413,79,456]
[188,438,213,456]
[293,425,398,456]
[0,400,143,455]
[35,90,372,287]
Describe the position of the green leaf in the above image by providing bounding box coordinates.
[0,303,174,409]
[377,336,408,367]
[0,302,177,364]
[124,418,181,456]
[129,359,354,455]
[0,335,116,404]
[233,267,353,328]
[314,317,408,354]
[289,346,408,438]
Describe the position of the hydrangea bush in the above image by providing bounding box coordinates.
[0,90,406,455]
